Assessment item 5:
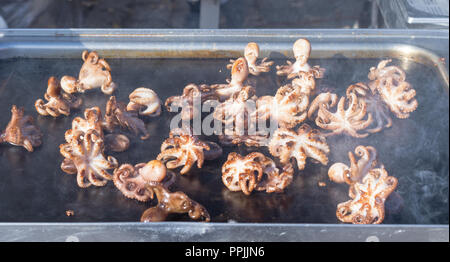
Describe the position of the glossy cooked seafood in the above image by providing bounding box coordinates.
[254,84,309,128]
[157,129,222,175]
[127,87,162,117]
[60,130,118,188]
[268,123,330,170]
[35,76,82,117]
[328,145,378,184]
[113,160,176,202]
[104,96,150,140]
[0,105,43,152]
[222,152,294,195]
[227,42,274,76]
[140,183,210,222]
[276,38,325,79]
[368,59,418,119]
[64,106,130,153]
[312,93,373,138]
[336,166,398,224]
[61,50,117,95]
[346,82,392,133]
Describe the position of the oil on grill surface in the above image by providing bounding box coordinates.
[0,57,448,224]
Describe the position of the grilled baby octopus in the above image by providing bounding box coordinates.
[61,51,117,95]
[312,93,373,138]
[113,160,176,202]
[268,123,330,170]
[227,42,274,76]
[141,183,210,222]
[254,84,309,128]
[214,86,270,147]
[65,107,103,142]
[65,106,130,153]
[157,129,222,175]
[222,152,265,195]
[165,58,250,121]
[213,86,257,134]
[255,159,294,194]
[222,152,294,195]
[60,130,118,188]
[368,59,406,91]
[328,145,378,184]
[35,76,82,117]
[210,57,250,100]
[104,96,150,140]
[337,166,398,224]
[346,82,392,133]
[127,87,162,117]
[165,83,218,121]
[291,71,317,97]
[1,105,43,152]
[276,38,325,79]
[368,59,418,119]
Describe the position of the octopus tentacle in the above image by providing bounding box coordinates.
[158,132,220,175]
[141,183,210,222]
[114,160,175,202]
[64,51,117,95]
[276,38,325,79]
[222,152,293,195]
[313,93,373,138]
[59,129,118,188]
[1,105,43,152]
[336,166,398,224]
[268,124,329,170]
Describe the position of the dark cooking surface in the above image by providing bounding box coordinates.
[0,57,448,224]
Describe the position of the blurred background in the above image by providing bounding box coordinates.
[0,0,383,29]
[2,0,448,30]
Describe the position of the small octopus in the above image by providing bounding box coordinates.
[276,38,325,79]
[103,96,150,140]
[213,86,257,135]
[59,130,118,188]
[368,59,406,91]
[61,50,117,95]
[222,152,294,195]
[336,166,398,224]
[346,82,392,133]
[165,83,218,121]
[307,92,338,120]
[312,93,373,138]
[35,76,83,117]
[291,71,317,97]
[368,59,418,119]
[328,145,379,184]
[376,78,418,119]
[64,106,130,152]
[209,57,251,100]
[254,84,309,128]
[65,107,104,143]
[157,129,222,175]
[127,87,162,117]
[140,183,210,222]
[221,152,265,195]
[227,42,274,76]
[113,160,176,202]
[255,159,294,194]
[268,123,330,170]
[165,58,250,121]
[213,86,269,147]
[1,105,43,152]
